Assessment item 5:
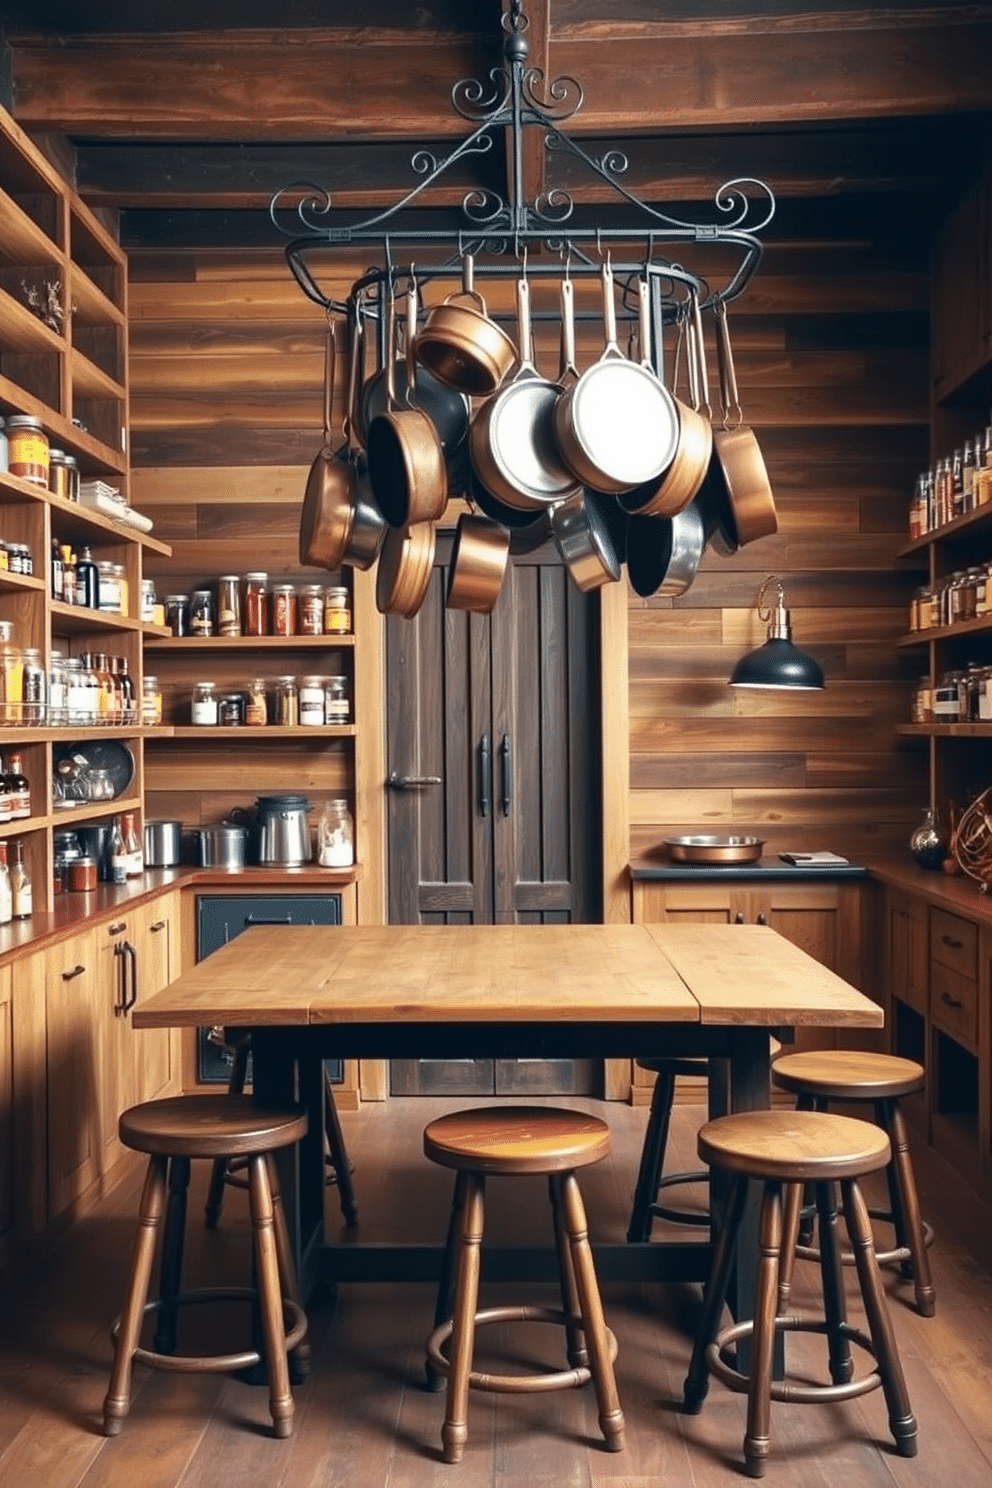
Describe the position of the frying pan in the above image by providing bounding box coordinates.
[339,300,387,570]
[620,284,712,519]
[550,488,622,592]
[625,497,706,599]
[415,252,517,396]
[298,316,357,568]
[553,258,680,495]
[710,296,778,547]
[375,519,436,617]
[446,512,511,613]
[470,273,581,512]
[468,468,554,555]
[367,278,449,528]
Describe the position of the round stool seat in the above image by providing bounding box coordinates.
[119,1094,308,1160]
[772,1050,924,1103]
[424,1105,611,1176]
[698,1110,891,1183]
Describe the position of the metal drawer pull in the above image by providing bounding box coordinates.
[734,912,745,924]
[500,733,512,817]
[149,920,166,932]
[941,935,964,949]
[756,912,767,926]
[108,921,128,935]
[940,992,963,1009]
[479,733,490,818]
[62,964,86,981]
[245,915,292,926]
[387,771,442,789]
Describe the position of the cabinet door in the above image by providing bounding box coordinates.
[0,964,13,1247]
[45,928,101,1218]
[932,179,991,400]
[131,892,179,1107]
[886,888,928,1015]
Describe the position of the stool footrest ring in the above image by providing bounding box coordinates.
[708,1314,881,1405]
[427,1304,618,1396]
[110,1286,308,1374]
[795,1209,935,1269]
[648,1168,711,1228]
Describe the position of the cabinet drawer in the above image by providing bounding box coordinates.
[930,908,977,979]
[930,961,978,1049]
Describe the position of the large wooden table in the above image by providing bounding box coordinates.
[134,921,882,1307]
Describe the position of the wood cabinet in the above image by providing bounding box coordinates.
[931,174,992,404]
[43,927,101,1218]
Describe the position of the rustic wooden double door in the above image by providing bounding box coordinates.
[386,535,602,1096]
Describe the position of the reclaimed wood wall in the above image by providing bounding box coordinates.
[127,231,929,884]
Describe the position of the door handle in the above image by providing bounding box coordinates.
[387,770,442,789]
[122,940,138,1013]
[245,914,293,925]
[479,733,490,818]
[500,733,512,816]
[756,912,767,926]
[734,912,745,924]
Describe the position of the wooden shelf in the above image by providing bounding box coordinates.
[163,725,356,740]
[0,283,65,356]
[896,723,992,738]
[0,183,61,268]
[146,633,356,650]
[68,264,125,328]
[899,500,992,558]
[49,600,145,637]
[898,614,992,647]
[69,346,125,403]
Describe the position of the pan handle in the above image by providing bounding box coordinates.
[714,296,743,430]
[500,733,512,816]
[387,770,442,789]
[479,733,490,817]
[321,310,336,444]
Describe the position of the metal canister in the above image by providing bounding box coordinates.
[7,415,49,487]
[218,692,246,726]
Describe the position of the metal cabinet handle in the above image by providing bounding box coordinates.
[941,935,963,950]
[387,770,442,789]
[756,912,767,926]
[500,733,512,817]
[940,991,963,1009]
[108,921,127,935]
[245,914,293,926]
[479,733,490,818]
[149,920,166,932]
[62,964,86,981]
[123,940,138,1013]
[113,942,128,1015]
[734,912,745,924]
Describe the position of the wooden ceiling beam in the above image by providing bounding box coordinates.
[8,13,992,138]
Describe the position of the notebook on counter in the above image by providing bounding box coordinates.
[779,851,850,866]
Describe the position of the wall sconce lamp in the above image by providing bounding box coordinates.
[729,575,825,691]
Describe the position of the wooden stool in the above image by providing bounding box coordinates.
[683,1109,918,1478]
[423,1105,626,1464]
[627,1057,711,1240]
[103,1094,309,1440]
[771,1049,935,1317]
[203,1026,358,1228]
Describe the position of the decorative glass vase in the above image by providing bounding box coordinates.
[909,806,948,872]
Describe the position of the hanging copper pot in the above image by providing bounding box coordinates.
[375,520,436,617]
[709,296,778,547]
[415,252,517,396]
[298,315,357,568]
[446,513,511,613]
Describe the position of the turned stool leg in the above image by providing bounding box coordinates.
[323,1070,358,1225]
[427,1171,467,1392]
[627,1065,677,1242]
[154,1155,190,1355]
[776,1183,803,1314]
[814,1180,854,1386]
[266,1153,311,1380]
[247,1154,295,1439]
[877,1098,935,1316]
[841,1177,918,1458]
[550,1173,589,1370]
[557,1171,626,1452]
[103,1154,168,1436]
[684,1174,749,1412]
[204,1034,251,1228]
[742,1180,782,1479]
[442,1172,485,1464]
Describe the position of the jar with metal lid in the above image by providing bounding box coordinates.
[217,575,242,637]
[189,588,215,636]
[164,593,190,637]
[317,798,354,867]
[245,677,268,726]
[299,584,324,636]
[324,674,350,725]
[6,415,49,487]
[273,675,299,727]
[0,417,7,474]
[142,674,162,726]
[7,543,32,576]
[217,692,246,726]
[244,572,270,636]
[963,568,982,622]
[47,448,79,501]
[140,577,157,622]
[98,561,121,613]
[323,585,351,634]
[48,651,67,725]
[67,857,98,893]
[21,648,45,725]
[299,675,326,726]
[933,672,962,722]
[272,584,297,637]
[191,680,218,725]
[979,666,992,722]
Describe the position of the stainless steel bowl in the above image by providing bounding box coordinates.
[664,834,765,865]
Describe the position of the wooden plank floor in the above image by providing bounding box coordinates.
[3,1095,992,1487]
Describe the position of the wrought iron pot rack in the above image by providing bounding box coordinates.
[268,0,776,341]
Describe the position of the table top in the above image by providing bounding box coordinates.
[132,922,882,1031]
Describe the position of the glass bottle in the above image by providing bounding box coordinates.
[0,843,12,926]
[272,584,297,637]
[244,572,270,636]
[76,545,100,609]
[9,839,32,919]
[190,588,215,637]
[217,575,242,637]
[0,620,23,726]
[20,648,46,725]
[65,658,88,725]
[325,674,350,725]
[909,805,948,872]
[114,563,129,617]
[274,675,298,727]
[323,585,351,634]
[50,538,64,601]
[317,799,354,867]
[299,584,324,636]
[114,655,136,725]
[109,815,128,885]
[97,560,120,613]
[142,674,162,727]
[122,810,143,878]
[299,674,327,726]
[61,544,77,605]
[962,438,977,511]
[3,753,30,820]
[48,650,67,726]
[245,677,268,727]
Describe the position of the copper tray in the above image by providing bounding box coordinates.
[664,834,765,865]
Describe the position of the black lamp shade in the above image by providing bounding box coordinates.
[729,637,825,690]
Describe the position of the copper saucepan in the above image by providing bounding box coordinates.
[375,519,437,618]
[710,296,778,547]
[446,512,511,613]
[340,297,387,570]
[367,278,448,529]
[298,315,357,569]
[415,253,517,397]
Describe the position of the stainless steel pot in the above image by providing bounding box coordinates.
[196,823,249,870]
[255,795,313,866]
[144,817,183,867]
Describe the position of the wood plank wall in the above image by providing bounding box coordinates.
[127,232,929,887]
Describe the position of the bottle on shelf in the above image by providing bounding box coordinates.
[3,753,31,820]
[50,539,63,601]
[0,843,12,926]
[75,545,100,608]
[109,815,128,885]
[317,798,355,867]
[142,674,162,726]
[0,621,23,726]
[60,544,77,605]
[115,656,136,724]
[9,840,32,919]
[21,648,46,725]
[121,811,143,878]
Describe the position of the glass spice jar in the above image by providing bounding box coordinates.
[245,677,268,726]
[272,584,297,637]
[323,585,351,634]
[189,588,215,636]
[191,680,218,725]
[317,798,354,867]
[142,674,162,726]
[164,594,190,637]
[324,674,350,725]
[217,575,242,636]
[299,584,324,636]
[244,572,270,636]
[299,674,326,726]
[217,692,246,726]
[274,675,299,727]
